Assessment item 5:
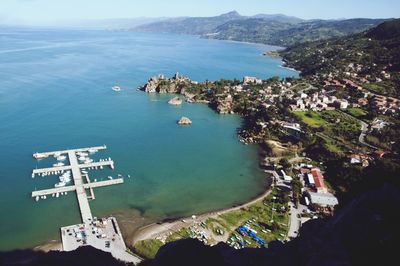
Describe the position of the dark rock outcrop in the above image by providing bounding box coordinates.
[0,246,128,266]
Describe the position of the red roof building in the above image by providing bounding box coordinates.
[311,168,327,193]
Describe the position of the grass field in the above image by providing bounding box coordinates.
[133,239,164,259]
[292,111,328,128]
[364,82,397,96]
[293,110,361,142]
[346,107,367,119]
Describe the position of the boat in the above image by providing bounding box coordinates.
[53,162,64,167]
[33,153,48,160]
[88,148,98,153]
[84,159,94,164]
[108,176,113,180]
[56,192,59,198]
[56,155,67,161]
[55,181,66,188]
[54,152,61,157]
[35,196,39,201]
[112,85,121,92]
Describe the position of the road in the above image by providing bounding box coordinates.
[337,110,378,150]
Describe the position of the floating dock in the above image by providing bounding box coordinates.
[31,146,141,264]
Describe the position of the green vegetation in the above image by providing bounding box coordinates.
[346,107,368,119]
[166,228,191,242]
[133,189,290,258]
[293,111,361,142]
[324,141,343,154]
[364,82,397,96]
[280,19,400,97]
[293,111,328,128]
[134,11,386,47]
[133,239,164,259]
[207,18,386,47]
[219,189,289,245]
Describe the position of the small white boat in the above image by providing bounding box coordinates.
[112,85,121,92]
[33,153,48,160]
[88,148,98,153]
[57,155,67,161]
[55,181,66,188]
[65,192,67,195]
[54,152,61,157]
[53,162,64,167]
[84,159,94,164]
[35,196,39,201]
[56,192,59,198]
[108,176,113,180]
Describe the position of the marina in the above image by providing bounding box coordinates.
[31,146,141,264]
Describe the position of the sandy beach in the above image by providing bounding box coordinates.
[132,186,272,244]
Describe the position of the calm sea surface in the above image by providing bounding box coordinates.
[0,28,298,250]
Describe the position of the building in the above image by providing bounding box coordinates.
[310,168,327,193]
[307,191,339,208]
[243,76,262,85]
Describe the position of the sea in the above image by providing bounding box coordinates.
[0,27,298,250]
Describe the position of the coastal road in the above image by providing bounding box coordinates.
[337,110,378,150]
[358,120,378,150]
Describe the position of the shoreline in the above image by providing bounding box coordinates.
[131,182,272,245]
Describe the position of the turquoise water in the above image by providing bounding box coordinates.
[0,28,298,250]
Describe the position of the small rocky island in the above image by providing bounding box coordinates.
[168,97,182,105]
[177,116,192,125]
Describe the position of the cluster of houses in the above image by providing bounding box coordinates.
[370,94,399,115]
[290,91,349,111]
[320,75,399,115]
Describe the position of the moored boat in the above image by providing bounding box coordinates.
[33,153,48,160]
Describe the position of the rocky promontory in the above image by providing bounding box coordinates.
[140,73,193,94]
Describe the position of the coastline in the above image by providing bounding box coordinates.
[34,240,63,252]
[131,182,272,245]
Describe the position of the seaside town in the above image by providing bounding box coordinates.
[133,22,400,256]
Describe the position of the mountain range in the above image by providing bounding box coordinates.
[132,11,390,47]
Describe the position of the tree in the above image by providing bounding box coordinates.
[279,158,291,169]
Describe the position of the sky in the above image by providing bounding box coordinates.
[0,0,399,25]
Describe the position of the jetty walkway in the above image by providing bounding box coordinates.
[31,146,141,264]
